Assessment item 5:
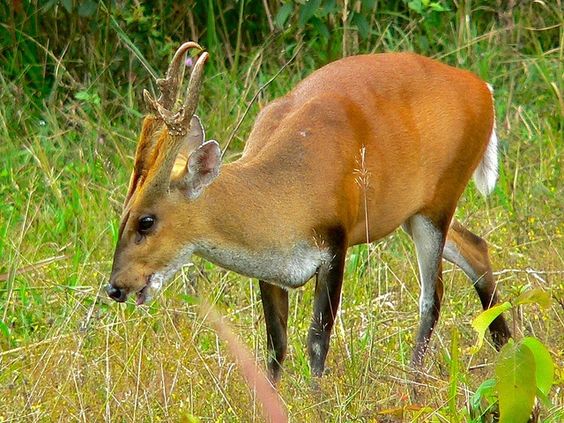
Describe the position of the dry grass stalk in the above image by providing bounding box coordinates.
[199,300,288,422]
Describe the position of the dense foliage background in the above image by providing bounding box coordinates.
[0,1,562,421]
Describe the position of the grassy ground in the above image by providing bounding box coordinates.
[1,2,563,422]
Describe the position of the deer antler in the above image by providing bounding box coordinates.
[139,43,209,195]
[143,42,208,136]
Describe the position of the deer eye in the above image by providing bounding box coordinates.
[138,215,156,234]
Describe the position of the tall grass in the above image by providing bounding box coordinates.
[1,1,562,421]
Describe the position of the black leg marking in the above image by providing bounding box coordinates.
[259,280,289,384]
[443,221,511,349]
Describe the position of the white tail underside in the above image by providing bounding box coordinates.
[473,84,498,196]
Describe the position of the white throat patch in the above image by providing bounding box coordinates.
[194,241,330,289]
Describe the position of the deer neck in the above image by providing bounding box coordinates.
[190,161,328,287]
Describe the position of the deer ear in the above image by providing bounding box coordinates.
[171,115,206,180]
[187,115,205,150]
[184,140,221,199]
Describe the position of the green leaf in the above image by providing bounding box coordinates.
[513,288,551,308]
[470,379,497,420]
[0,320,10,340]
[311,17,330,40]
[430,2,449,12]
[521,337,554,397]
[408,0,423,14]
[321,0,337,17]
[182,413,200,423]
[298,0,321,28]
[44,0,59,11]
[361,0,376,12]
[74,91,90,101]
[495,341,536,423]
[471,301,512,353]
[78,1,97,17]
[535,387,553,408]
[274,3,293,29]
[61,0,73,13]
[180,294,200,305]
[470,378,497,412]
[352,13,370,39]
[75,90,101,105]
[346,247,361,274]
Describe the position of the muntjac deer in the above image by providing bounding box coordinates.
[107,42,511,382]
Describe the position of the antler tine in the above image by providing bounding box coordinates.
[158,42,203,109]
[181,52,209,123]
[144,41,203,114]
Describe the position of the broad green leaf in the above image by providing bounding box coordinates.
[180,294,200,305]
[536,387,553,408]
[274,3,293,29]
[321,0,337,17]
[352,13,370,39]
[180,412,200,423]
[0,320,10,340]
[75,90,101,105]
[61,0,73,13]
[471,302,511,352]
[430,2,449,12]
[361,0,376,13]
[495,341,536,423]
[522,337,554,397]
[513,288,551,308]
[346,250,360,274]
[298,0,321,28]
[44,0,58,10]
[470,378,497,412]
[311,17,330,40]
[78,1,97,17]
[408,0,423,14]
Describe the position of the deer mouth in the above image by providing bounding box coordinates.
[136,285,150,305]
[136,273,165,305]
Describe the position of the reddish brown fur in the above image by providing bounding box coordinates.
[109,51,510,379]
[186,53,493,250]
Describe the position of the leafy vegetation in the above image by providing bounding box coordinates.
[471,289,556,422]
[1,0,562,421]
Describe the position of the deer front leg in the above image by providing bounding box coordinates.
[307,232,347,377]
[259,280,289,384]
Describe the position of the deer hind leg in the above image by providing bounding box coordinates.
[443,220,511,349]
[403,213,447,368]
[259,280,289,384]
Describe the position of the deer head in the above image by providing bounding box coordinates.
[107,42,221,305]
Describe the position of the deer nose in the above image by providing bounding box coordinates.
[106,284,127,302]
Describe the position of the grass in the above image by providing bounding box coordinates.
[0,1,563,421]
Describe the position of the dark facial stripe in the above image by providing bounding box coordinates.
[118,209,131,240]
